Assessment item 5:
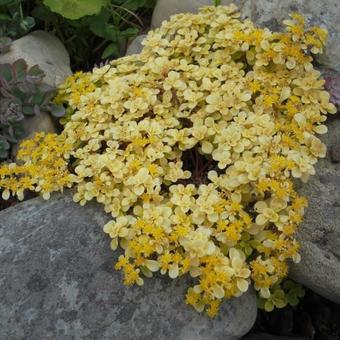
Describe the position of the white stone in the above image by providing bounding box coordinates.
[0,30,72,87]
[151,0,240,28]
[126,34,147,56]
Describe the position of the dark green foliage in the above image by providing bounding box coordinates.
[0,0,35,39]
[0,59,65,159]
[250,288,340,339]
[31,0,156,70]
[0,35,11,54]
[0,1,156,70]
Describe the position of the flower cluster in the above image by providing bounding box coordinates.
[0,5,336,316]
[0,133,74,200]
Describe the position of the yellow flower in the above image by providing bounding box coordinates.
[1,5,335,317]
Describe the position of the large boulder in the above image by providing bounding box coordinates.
[242,334,307,340]
[0,30,72,87]
[290,115,340,303]
[151,0,340,72]
[0,192,257,340]
[151,0,242,28]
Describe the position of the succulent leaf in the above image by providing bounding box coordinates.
[0,59,65,160]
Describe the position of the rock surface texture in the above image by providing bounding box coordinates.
[0,30,72,87]
[151,0,340,72]
[126,34,147,56]
[242,333,307,340]
[151,0,241,28]
[0,193,257,340]
[290,116,340,303]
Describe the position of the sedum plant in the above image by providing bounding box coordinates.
[0,5,337,316]
[0,59,65,159]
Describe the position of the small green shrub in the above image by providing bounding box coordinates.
[0,1,156,69]
[0,0,35,39]
[32,0,156,68]
[0,59,65,159]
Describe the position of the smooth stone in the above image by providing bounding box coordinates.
[290,116,340,303]
[126,34,147,56]
[0,30,72,87]
[151,0,243,28]
[242,333,308,340]
[0,192,257,340]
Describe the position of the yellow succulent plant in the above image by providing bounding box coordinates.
[0,5,336,316]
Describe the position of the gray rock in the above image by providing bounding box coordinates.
[126,34,147,56]
[290,116,340,303]
[0,192,257,340]
[0,30,72,87]
[242,333,308,340]
[151,0,243,28]
[151,0,340,71]
[245,0,340,73]
[11,113,58,159]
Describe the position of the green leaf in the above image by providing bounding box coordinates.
[0,138,10,158]
[31,5,58,23]
[30,93,46,105]
[20,16,35,31]
[49,103,66,117]
[12,59,27,81]
[121,27,139,38]
[123,0,145,11]
[43,0,109,20]
[0,0,18,5]
[0,138,10,150]
[88,12,110,38]
[0,13,11,22]
[0,63,14,82]
[101,43,120,59]
[28,64,45,79]
[22,104,35,115]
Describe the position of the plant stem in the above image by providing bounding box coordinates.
[213,0,221,6]
[110,4,144,27]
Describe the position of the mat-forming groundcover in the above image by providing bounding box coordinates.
[0,5,336,317]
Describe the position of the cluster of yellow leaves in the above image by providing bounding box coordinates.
[0,133,74,200]
[0,5,336,316]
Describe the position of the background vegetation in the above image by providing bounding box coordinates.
[0,0,156,70]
